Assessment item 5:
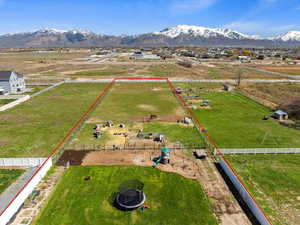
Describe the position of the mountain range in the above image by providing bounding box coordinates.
[0,25,300,48]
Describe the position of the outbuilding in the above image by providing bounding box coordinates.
[273,110,288,120]
[223,84,235,92]
[0,71,26,95]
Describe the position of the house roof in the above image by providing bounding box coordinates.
[274,110,287,115]
[0,71,23,80]
[0,71,12,81]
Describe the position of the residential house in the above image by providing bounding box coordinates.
[0,71,26,95]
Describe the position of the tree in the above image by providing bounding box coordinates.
[236,69,243,87]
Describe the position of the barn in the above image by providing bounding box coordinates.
[0,71,26,95]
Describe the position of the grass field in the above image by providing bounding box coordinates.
[0,99,14,106]
[34,166,217,225]
[0,83,106,157]
[88,83,184,123]
[191,91,300,148]
[226,155,300,225]
[143,122,205,148]
[26,85,50,94]
[0,169,24,194]
[68,82,205,149]
[259,66,300,76]
[244,83,300,105]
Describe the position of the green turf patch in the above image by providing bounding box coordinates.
[143,122,205,148]
[0,99,14,106]
[0,83,106,157]
[192,91,300,148]
[226,155,300,225]
[0,169,24,194]
[89,83,183,123]
[34,166,217,225]
[26,85,50,94]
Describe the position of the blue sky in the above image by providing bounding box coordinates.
[0,0,300,37]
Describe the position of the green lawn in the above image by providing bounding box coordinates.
[143,122,205,148]
[89,83,184,123]
[67,123,112,147]
[226,155,300,225]
[0,169,24,194]
[192,91,300,148]
[26,85,50,94]
[0,83,105,157]
[67,83,204,148]
[34,166,217,225]
[0,99,14,106]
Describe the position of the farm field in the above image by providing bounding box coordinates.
[0,83,106,158]
[189,90,300,148]
[88,83,184,123]
[258,65,300,76]
[226,155,300,225]
[0,169,24,194]
[243,82,300,105]
[0,49,289,80]
[33,166,218,225]
[144,63,285,80]
[68,82,206,149]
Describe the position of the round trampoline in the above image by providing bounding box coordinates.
[116,189,146,209]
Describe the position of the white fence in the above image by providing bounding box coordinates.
[0,158,47,167]
[219,159,271,225]
[219,148,300,155]
[0,158,52,225]
[0,95,30,112]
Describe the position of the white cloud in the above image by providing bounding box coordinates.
[224,21,300,37]
[171,0,217,13]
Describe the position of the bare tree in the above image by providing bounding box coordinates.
[236,69,243,87]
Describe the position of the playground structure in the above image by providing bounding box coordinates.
[152,147,172,167]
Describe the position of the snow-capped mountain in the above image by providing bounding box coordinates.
[153,25,262,40]
[0,25,299,47]
[275,31,300,42]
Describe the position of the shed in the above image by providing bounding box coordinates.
[175,87,183,94]
[0,71,26,95]
[194,149,207,159]
[223,84,235,92]
[105,120,114,127]
[273,110,288,120]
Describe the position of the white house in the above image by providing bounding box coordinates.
[0,71,26,95]
[130,51,161,60]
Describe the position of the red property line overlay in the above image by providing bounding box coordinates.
[0,77,272,225]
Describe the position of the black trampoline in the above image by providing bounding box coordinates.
[114,180,146,210]
[116,189,146,209]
